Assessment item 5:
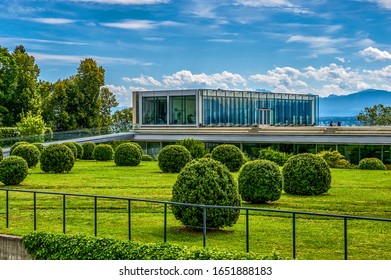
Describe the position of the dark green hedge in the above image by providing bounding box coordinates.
[23,232,283,260]
[0,127,18,139]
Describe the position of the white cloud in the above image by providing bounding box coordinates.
[104,84,133,107]
[69,0,170,5]
[101,19,180,30]
[335,57,345,63]
[365,0,391,9]
[123,75,162,86]
[359,46,391,61]
[235,0,312,14]
[26,17,76,24]
[287,35,347,49]
[249,66,307,89]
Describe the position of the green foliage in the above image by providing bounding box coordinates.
[356,104,391,126]
[358,158,386,170]
[258,148,290,166]
[157,145,192,173]
[211,144,244,172]
[282,153,332,196]
[11,143,40,168]
[62,142,77,159]
[111,107,133,132]
[0,127,19,139]
[0,156,28,185]
[0,147,2,161]
[176,138,207,159]
[73,142,83,159]
[23,232,282,260]
[81,142,96,160]
[99,87,118,129]
[10,141,30,154]
[317,150,348,168]
[40,144,75,173]
[93,144,114,161]
[16,112,46,143]
[32,143,44,153]
[114,143,141,166]
[172,158,241,229]
[141,154,154,161]
[238,160,282,203]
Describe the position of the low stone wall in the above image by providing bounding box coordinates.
[0,234,32,260]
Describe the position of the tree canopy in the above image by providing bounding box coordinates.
[356,104,391,126]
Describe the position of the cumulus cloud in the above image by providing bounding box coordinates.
[123,75,162,86]
[104,84,133,107]
[359,46,391,61]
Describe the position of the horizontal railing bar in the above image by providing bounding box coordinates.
[1,188,390,223]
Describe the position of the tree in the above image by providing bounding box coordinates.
[74,58,105,128]
[356,104,391,126]
[99,87,118,129]
[111,107,132,132]
[0,46,18,126]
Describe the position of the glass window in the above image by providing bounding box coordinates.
[142,96,167,125]
[169,95,196,125]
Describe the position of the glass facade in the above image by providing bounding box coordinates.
[135,89,318,127]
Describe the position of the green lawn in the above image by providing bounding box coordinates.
[0,160,390,260]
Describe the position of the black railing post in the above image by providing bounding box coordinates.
[63,195,66,234]
[246,209,249,253]
[344,217,348,260]
[203,207,207,247]
[5,190,9,228]
[128,200,131,240]
[94,197,98,237]
[293,213,296,259]
[164,203,167,243]
[33,192,37,231]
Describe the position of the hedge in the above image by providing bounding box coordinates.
[23,232,283,260]
[0,156,29,185]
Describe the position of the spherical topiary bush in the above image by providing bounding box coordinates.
[157,145,192,173]
[10,141,29,154]
[172,158,241,229]
[211,144,244,172]
[81,142,96,160]
[0,156,29,185]
[114,143,141,166]
[238,160,283,203]
[358,158,386,170]
[11,143,40,168]
[176,138,207,159]
[40,144,75,173]
[73,142,83,159]
[258,148,290,166]
[131,142,144,156]
[282,153,331,196]
[32,143,45,153]
[141,154,153,161]
[62,142,78,159]
[93,144,114,161]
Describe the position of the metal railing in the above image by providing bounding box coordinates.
[1,188,390,260]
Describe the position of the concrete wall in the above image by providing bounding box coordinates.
[0,234,32,260]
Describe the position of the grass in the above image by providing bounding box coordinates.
[0,160,390,260]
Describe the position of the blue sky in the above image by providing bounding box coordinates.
[2,0,391,106]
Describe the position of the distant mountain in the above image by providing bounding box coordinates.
[319,89,391,117]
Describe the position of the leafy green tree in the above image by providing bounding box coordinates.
[111,107,132,132]
[0,46,18,126]
[11,45,41,122]
[74,58,105,128]
[16,112,46,142]
[356,104,391,126]
[99,87,118,129]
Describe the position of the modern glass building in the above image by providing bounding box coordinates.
[133,89,319,127]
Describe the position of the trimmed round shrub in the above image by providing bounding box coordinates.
[40,144,75,173]
[81,142,96,160]
[141,154,153,161]
[238,160,283,203]
[258,148,290,166]
[282,153,331,196]
[32,143,45,153]
[11,143,40,168]
[172,158,241,229]
[0,156,29,185]
[93,144,114,161]
[157,145,192,173]
[132,142,144,156]
[114,143,142,166]
[316,150,346,168]
[211,144,244,172]
[73,142,83,159]
[62,142,77,159]
[358,158,386,170]
[176,138,207,159]
[10,141,29,154]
